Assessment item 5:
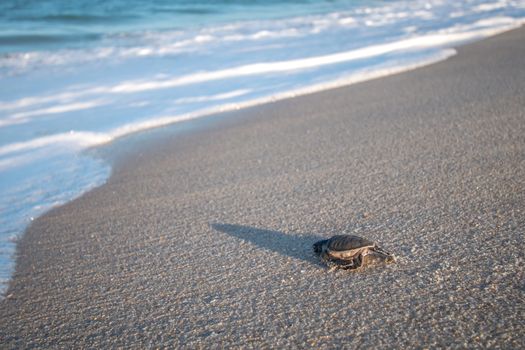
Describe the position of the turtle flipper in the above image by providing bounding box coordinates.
[366,247,395,264]
[326,257,360,270]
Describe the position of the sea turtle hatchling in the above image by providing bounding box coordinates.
[313,235,395,270]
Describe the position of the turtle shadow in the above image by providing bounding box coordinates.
[211,223,323,265]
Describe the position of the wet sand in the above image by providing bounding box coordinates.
[1,28,524,348]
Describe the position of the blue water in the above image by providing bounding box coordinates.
[0,0,524,295]
[0,0,371,54]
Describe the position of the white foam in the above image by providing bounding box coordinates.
[475,2,507,12]
[108,19,521,94]
[0,50,460,172]
[0,100,107,126]
[1,48,457,169]
[3,18,522,113]
[0,90,98,111]
[172,89,251,105]
[1,0,523,77]
[0,131,110,162]
[103,48,458,144]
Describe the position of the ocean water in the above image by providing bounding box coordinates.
[0,0,524,295]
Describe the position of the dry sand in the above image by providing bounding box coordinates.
[1,28,525,348]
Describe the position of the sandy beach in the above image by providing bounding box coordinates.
[1,27,525,348]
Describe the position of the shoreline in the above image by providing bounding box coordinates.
[1,27,525,347]
[0,20,523,296]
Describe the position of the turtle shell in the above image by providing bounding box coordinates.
[326,235,375,251]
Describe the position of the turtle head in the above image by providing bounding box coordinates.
[312,240,328,255]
